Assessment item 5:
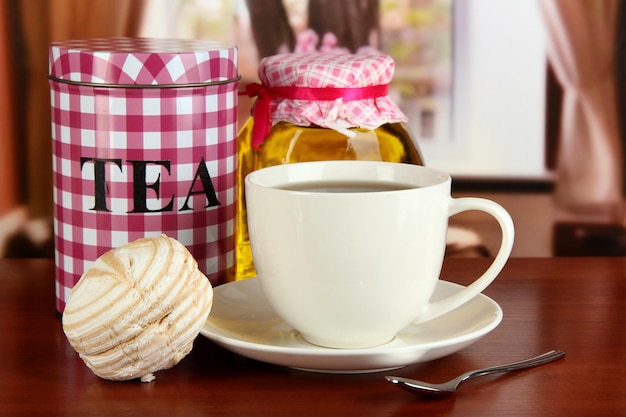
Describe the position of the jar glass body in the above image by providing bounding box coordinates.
[235,118,425,280]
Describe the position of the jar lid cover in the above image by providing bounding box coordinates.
[257,52,407,133]
[49,37,238,86]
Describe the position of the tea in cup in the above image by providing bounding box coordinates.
[245,161,514,349]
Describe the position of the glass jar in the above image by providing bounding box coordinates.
[235,52,425,281]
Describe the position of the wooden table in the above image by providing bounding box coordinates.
[1,257,625,416]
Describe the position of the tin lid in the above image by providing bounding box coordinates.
[254,52,407,136]
[49,37,238,86]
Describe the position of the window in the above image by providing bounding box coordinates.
[140,0,547,178]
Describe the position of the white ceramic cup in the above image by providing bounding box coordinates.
[245,161,514,349]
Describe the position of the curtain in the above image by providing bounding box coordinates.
[14,0,145,219]
[0,0,144,256]
[538,0,623,221]
[0,1,19,216]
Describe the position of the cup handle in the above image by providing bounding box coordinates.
[416,197,515,323]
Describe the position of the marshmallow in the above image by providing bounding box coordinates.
[62,235,213,382]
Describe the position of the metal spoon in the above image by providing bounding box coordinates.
[386,350,565,396]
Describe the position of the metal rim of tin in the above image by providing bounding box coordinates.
[47,74,241,89]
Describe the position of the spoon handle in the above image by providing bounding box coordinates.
[464,350,565,380]
[386,350,566,396]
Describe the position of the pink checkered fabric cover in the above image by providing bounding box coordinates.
[258,52,407,131]
[49,38,238,313]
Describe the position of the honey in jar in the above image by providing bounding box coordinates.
[236,52,425,280]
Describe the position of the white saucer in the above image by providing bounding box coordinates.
[199,278,502,373]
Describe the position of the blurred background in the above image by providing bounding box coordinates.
[2,0,626,258]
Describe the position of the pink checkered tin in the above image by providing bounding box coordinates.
[49,38,239,313]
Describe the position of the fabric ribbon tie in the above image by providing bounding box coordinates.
[240,82,390,149]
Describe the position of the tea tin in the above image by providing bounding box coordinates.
[49,38,239,312]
